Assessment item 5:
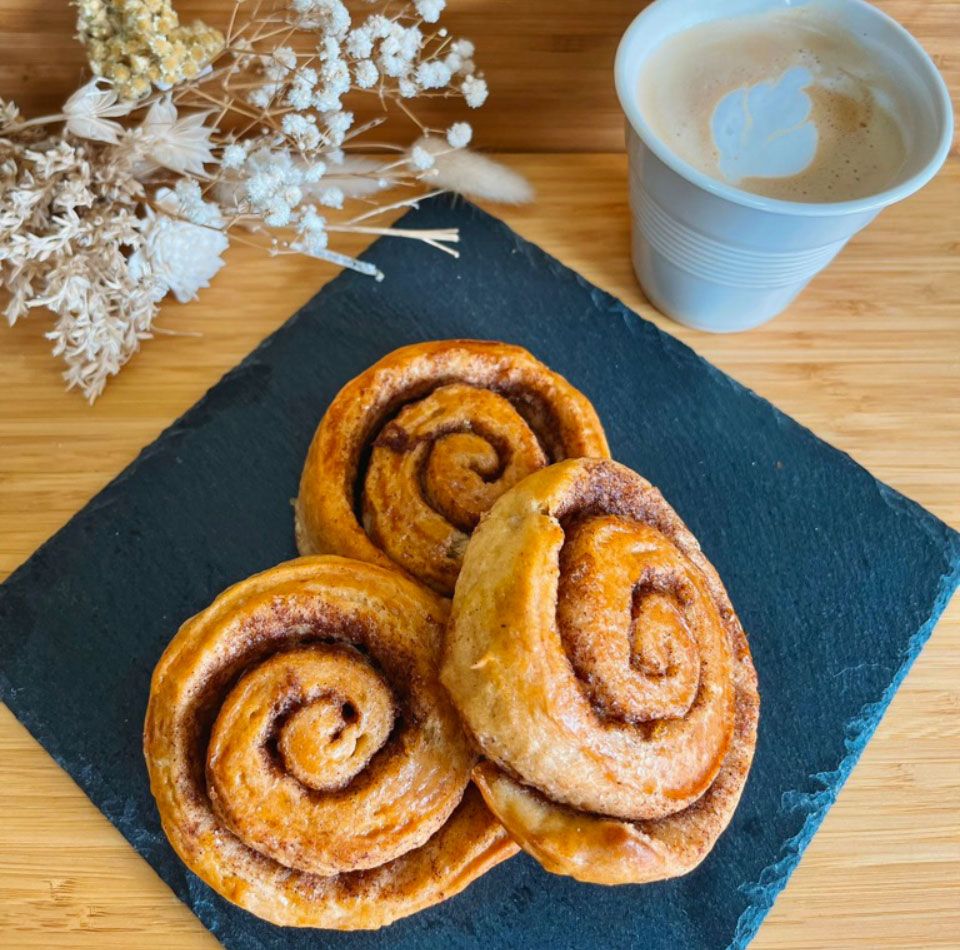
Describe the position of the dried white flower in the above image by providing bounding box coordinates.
[136,97,216,176]
[353,59,379,89]
[345,27,373,60]
[282,113,321,151]
[1,98,21,128]
[303,161,327,182]
[409,144,435,171]
[312,88,342,113]
[446,121,472,148]
[461,75,488,108]
[416,60,452,89]
[128,187,228,303]
[62,78,134,144]
[171,179,222,226]
[269,46,298,76]
[287,67,318,110]
[415,0,445,23]
[295,204,328,254]
[236,146,319,227]
[265,200,294,227]
[248,83,281,109]
[318,36,341,61]
[320,57,351,98]
[324,110,353,145]
[319,186,344,208]
[398,26,423,59]
[291,0,351,37]
[376,23,422,79]
[379,54,406,79]
[220,143,247,170]
[366,15,393,40]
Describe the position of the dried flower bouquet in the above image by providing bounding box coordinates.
[0,0,530,401]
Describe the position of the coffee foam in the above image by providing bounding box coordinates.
[636,3,911,202]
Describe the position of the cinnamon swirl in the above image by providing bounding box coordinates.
[144,556,516,929]
[441,459,759,885]
[295,341,610,596]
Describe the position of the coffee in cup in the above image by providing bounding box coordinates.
[636,3,912,202]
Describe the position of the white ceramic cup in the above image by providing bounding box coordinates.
[614,0,953,332]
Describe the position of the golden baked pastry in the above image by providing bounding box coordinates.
[441,459,759,885]
[144,556,516,929]
[295,340,610,596]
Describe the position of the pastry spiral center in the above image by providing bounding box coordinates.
[277,676,394,792]
[425,432,505,531]
[205,644,408,874]
[363,383,547,592]
[209,646,394,797]
[558,515,703,723]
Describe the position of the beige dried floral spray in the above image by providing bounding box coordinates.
[1,1,529,402]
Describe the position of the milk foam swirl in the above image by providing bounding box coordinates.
[636,3,910,201]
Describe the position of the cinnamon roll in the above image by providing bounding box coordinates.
[144,556,516,929]
[295,340,610,596]
[441,459,759,885]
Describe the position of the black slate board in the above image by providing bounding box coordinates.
[1,196,958,950]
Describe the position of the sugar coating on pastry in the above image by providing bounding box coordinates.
[441,459,759,885]
[144,556,517,929]
[295,340,610,596]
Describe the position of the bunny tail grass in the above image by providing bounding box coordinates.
[413,137,534,204]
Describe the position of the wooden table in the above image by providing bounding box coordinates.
[1,149,958,947]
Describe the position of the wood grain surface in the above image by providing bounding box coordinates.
[0,0,956,151]
[1,0,959,947]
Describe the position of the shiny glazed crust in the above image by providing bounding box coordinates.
[295,340,610,596]
[144,556,517,929]
[441,459,759,885]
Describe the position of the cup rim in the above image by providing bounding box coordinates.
[614,0,954,218]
